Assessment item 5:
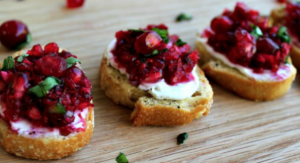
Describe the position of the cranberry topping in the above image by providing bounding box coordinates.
[66,0,85,8]
[0,20,31,50]
[0,42,93,136]
[203,2,291,72]
[112,24,199,86]
[284,2,300,42]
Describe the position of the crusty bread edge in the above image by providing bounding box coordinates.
[0,50,94,160]
[99,50,213,126]
[270,7,300,70]
[196,37,297,101]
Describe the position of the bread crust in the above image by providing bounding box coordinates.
[196,38,297,101]
[0,50,94,160]
[0,108,93,160]
[270,7,300,70]
[99,50,213,126]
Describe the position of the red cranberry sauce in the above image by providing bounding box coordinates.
[111,24,199,86]
[203,2,291,73]
[0,43,93,136]
[285,2,300,42]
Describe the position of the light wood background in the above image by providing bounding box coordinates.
[1,0,300,162]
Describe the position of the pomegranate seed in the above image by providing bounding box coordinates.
[0,20,31,50]
[66,67,83,83]
[66,0,85,8]
[27,107,42,120]
[28,44,43,56]
[44,42,59,54]
[35,55,67,77]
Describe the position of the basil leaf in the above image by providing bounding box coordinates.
[29,76,61,98]
[177,132,188,145]
[175,39,187,46]
[66,57,81,68]
[116,153,128,163]
[176,13,192,22]
[250,26,263,40]
[128,29,146,33]
[151,28,169,43]
[278,26,291,44]
[17,54,29,63]
[1,56,15,71]
[14,33,32,50]
[49,103,66,114]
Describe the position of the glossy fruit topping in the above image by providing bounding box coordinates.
[66,0,85,8]
[203,2,291,72]
[285,2,300,42]
[0,20,31,50]
[112,24,199,86]
[0,42,93,136]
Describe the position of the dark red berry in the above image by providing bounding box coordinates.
[0,20,31,50]
[35,55,67,77]
[66,0,85,8]
[211,16,233,32]
[134,31,164,55]
[44,42,59,54]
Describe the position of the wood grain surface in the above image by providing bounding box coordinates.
[0,0,300,162]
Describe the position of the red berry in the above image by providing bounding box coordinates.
[277,0,288,3]
[66,0,85,8]
[256,38,279,54]
[27,44,43,56]
[44,42,59,54]
[0,20,31,50]
[66,67,83,83]
[211,16,233,32]
[27,107,42,120]
[35,55,67,77]
[134,31,164,55]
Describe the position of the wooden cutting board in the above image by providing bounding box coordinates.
[1,0,300,162]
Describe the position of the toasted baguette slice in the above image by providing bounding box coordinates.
[0,50,94,160]
[196,39,297,101]
[270,7,300,70]
[99,51,213,126]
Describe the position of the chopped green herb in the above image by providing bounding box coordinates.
[277,26,291,44]
[17,54,29,63]
[116,152,128,163]
[151,28,169,43]
[175,39,187,46]
[152,49,159,55]
[144,48,168,57]
[1,56,15,71]
[250,26,263,40]
[49,103,66,114]
[177,132,188,145]
[128,29,146,33]
[285,56,290,64]
[176,13,193,22]
[29,76,61,98]
[14,33,32,50]
[66,57,81,68]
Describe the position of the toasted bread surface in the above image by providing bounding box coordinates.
[99,50,213,126]
[196,38,297,101]
[270,7,300,70]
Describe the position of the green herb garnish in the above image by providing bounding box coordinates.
[49,102,66,114]
[128,29,146,33]
[14,33,32,50]
[278,26,291,44]
[17,54,29,63]
[176,13,193,22]
[66,57,81,68]
[175,39,187,46]
[151,28,169,43]
[116,152,128,163]
[29,76,61,98]
[1,56,14,71]
[144,48,168,57]
[177,132,188,145]
[250,26,263,40]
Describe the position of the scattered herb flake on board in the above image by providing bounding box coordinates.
[116,152,128,163]
[176,13,192,22]
[177,132,188,145]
